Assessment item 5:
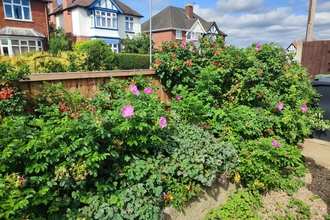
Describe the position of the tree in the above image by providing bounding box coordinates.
[120,32,154,54]
[47,23,70,55]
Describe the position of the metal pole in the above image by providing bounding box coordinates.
[305,0,317,41]
[149,0,152,69]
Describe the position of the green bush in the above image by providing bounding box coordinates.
[115,53,150,69]
[155,38,328,194]
[0,73,238,219]
[47,24,70,55]
[73,39,116,71]
[0,61,29,119]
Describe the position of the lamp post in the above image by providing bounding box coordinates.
[149,0,152,69]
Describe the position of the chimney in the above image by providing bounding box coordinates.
[62,0,70,10]
[49,0,58,24]
[185,4,193,19]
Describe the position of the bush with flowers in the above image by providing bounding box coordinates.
[0,72,238,219]
[0,61,30,120]
[155,38,329,194]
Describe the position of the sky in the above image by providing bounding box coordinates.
[57,0,330,48]
[120,0,330,48]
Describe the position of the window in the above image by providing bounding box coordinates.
[3,0,31,21]
[186,31,203,41]
[125,16,133,32]
[176,30,182,39]
[95,10,117,28]
[111,44,118,53]
[0,38,42,57]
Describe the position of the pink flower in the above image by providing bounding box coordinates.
[122,104,134,118]
[18,177,25,182]
[255,43,261,51]
[175,96,182,100]
[180,43,185,49]
[126,207,130,214]
[159,116,167,128]
[277,102,283,111]
[143,87,153,94]
[190,39,195,43]
[285,56,290,62]
[130,84,140,96]
[301,105,307,112]
[272,140,280,148]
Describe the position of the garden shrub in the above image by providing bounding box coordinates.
[115,53,150,69]
[204,189,263,220]
[155,38,329,194]
[0,61,29,119]
[0,73,238,219]
[73,39,116,71]
[47,25,70,55]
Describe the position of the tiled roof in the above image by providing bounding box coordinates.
[0,26,46,38]
[141,5,226,36]
[51,0,143,17]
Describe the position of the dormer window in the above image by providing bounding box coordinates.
[3,0,32,21]
[95,10,117,29]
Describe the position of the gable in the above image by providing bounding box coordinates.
[189,20,205,33]
[208,25,218,35]
[89,0,121,12]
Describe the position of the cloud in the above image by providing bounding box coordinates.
[215,0,264,14]
[194,1,330,48]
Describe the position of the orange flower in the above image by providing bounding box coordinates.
[185,60,192,67]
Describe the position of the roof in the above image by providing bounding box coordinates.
[0,26,46,38]
[141,5,226,36]
[51,0,143,17]
[287,38,318,49]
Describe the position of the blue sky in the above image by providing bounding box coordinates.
[59,0,330,48]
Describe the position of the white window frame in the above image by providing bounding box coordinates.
[125,16,134,32]
[2,0,32,21]
[95,10,117,29]
[111,44,118,53]
[0,38,42,57]
[176,30,182,39]
[186,31,203,41]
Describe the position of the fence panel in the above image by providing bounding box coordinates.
[20,69,171,104]
[301,40,330,79]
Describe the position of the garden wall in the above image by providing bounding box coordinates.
[20,69,171,103]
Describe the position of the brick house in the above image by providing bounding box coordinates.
[141,4,227,49]
[49,0,143,52]
[0,0,51,57]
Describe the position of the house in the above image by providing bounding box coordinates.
[49,0,143,52]
[141,4,227,49]
[286,38,317,60]
[0,0,51,57]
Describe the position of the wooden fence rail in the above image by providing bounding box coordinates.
[20,69,171,103]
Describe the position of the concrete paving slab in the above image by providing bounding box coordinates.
[299,138,330,169]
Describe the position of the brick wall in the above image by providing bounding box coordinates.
[73,36,91,42]
[0,0,49,38]
[153,30,186,48]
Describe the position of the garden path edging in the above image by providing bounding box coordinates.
[162,181,241,220]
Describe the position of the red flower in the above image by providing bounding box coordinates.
[185,60,192,67]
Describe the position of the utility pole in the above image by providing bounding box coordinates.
[305,0,317,41]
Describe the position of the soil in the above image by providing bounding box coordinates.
[259,156,330,219]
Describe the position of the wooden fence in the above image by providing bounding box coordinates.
[300,40,330,79]
[20,69,171,103]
